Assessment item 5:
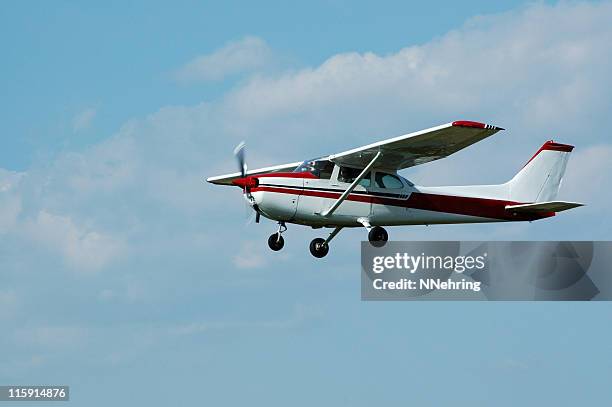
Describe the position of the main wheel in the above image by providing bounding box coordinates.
[368,226,388,247]
[309,238,329,258]
[268,234,285,251]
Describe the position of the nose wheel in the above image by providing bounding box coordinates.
[268,222,287,251]
[268,234,285,251]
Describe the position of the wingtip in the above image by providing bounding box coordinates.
[452,120,504,131]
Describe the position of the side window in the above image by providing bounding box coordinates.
[338,167,359,183]
[338,167,371,187]
[375,173,404,189]
[359,172,371,187]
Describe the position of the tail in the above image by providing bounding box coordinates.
[507,140,573,202]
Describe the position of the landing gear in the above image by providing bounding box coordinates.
[368,226,388,247]
[267,221,287,251]
[268,234,284,251]
[356,218,389,248]
[309,226,342,258]
[309,238,329,258]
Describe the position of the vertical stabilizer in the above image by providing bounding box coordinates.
[507,141,573,202]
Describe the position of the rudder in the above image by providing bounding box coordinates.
[508,141,574,203]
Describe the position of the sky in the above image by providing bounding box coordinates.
[1,1,612,405]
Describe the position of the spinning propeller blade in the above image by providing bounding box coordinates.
[234,141,247,178]
[233,141,261,225]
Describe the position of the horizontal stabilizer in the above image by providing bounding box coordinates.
[505,201,584,213]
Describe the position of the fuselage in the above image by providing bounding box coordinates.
[247,162,551,228]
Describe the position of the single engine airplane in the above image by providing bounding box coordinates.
[207,121,583,258]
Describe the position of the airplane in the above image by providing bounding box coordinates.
[207,120,583,258]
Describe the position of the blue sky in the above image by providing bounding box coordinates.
[1,1,612,406]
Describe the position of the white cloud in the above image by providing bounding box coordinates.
[23,210,123,272]
[561,144,612,207]
[209,2,612,192]
[0,168,24,192]
[175,36,272,83]
[72,107,97,133]
[3,2,612,272]
[224,2,612,132]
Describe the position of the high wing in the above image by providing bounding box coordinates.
[328,121,504,170]
[207,120,502,185]
[206,161,302,185]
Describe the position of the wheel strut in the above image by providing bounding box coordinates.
[310,226,342,258]
[268,221,287,251]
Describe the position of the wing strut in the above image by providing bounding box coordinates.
[320,151,382,217]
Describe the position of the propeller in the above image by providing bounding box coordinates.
[234,141,247,178]
[233,141,261,224]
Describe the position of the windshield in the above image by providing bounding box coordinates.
[294,158,334,179]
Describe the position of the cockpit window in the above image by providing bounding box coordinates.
[294,158,334,179]
[375,173,404,189]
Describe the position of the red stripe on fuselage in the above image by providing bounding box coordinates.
[250,186,552,221]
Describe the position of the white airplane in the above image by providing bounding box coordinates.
[207,121,583,258]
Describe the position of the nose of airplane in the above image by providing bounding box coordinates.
[231,176,259,189]
[232,176,263,209]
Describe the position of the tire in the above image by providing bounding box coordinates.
[268,234,285,251]
[368,226,388,247]
[309,238,329,258]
